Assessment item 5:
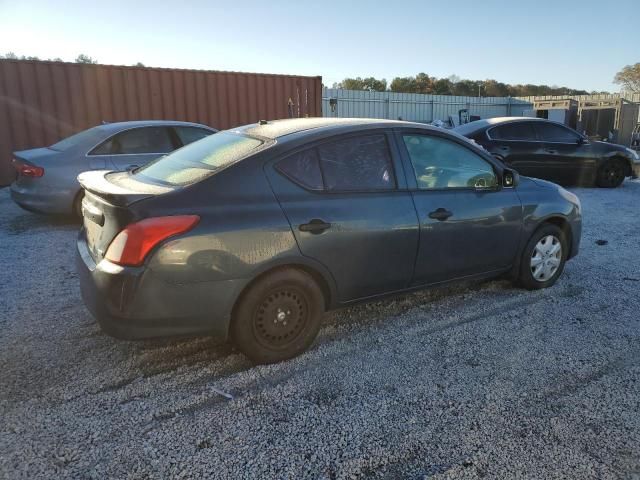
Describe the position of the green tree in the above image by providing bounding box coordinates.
[432,78,452,95]
[339,76,387,91]
[75,54,97,64]
[483,79,509,97]
[390,76,417,93]
[414,72,434,94]
[451,79,477,96]
[614,63,640,93]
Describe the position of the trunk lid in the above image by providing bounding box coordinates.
[78,170,173,261]
[13,147,60,164]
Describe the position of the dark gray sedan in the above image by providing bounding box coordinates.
[76,118,582,364]
[10,120,216,215]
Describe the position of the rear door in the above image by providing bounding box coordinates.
[532,122,596,185]
[266,132,420,302]
[398,130,522,285]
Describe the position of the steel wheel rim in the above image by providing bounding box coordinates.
[252,287,308,350]
[530,235,562,282]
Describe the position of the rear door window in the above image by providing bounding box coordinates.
[489,122,537,141]
[174,126,214,146]
[276,134,396,192]
[534,123,580,143]
[318,134,395,191]
[90,127,175,155]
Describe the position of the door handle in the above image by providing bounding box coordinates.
[299,219,331,234]
[544,148,558,154]
[428,208,453,221]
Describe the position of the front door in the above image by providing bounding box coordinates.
[267,132,420,302]
[483,120,549,180]
[532,122,597,185]
[398,131,523,286]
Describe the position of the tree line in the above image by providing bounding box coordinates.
[332,73,612,96]
[0,52,145,67]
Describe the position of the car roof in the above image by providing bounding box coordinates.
[231,117,440,140]
[96,120,215,133]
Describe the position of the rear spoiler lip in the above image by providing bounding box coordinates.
[78,170,171,208]
[13,147,59,165]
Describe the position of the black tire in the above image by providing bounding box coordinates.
[230,268,325,364]
[517,224,568,290]
[596,158,626,188]
[73,190,85,219]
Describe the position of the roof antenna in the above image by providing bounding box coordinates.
[258,119,268,125]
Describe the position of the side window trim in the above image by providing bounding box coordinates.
[275,131,400,194]
[86,126,176,157]
[533,122,581,144]
[397,130,499,192]
[487,121,580,144]
[486,121,537,142]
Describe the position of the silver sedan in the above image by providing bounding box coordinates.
[10,120,217,216]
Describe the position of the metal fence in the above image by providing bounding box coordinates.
[322,88,533,123]
[0,60,322,186]
[322,89,640,125]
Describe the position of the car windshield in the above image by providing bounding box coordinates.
[133,131,265,186]
[49,126,105,151]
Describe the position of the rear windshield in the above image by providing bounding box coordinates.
[133,132,264,186]
[50,126,105,151]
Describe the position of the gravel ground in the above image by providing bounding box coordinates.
[1,181,640,479]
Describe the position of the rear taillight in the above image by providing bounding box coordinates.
[105,215,200,267]
[12,158,44,177]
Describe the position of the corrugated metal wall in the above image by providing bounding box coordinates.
[0,60,322,186]
[322,88,533,122]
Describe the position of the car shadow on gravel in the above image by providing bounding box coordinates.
[3,212,79,235]
[96,278,518,381]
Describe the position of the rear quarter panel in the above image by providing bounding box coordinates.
[134,154,336,300]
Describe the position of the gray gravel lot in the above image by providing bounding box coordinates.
[1,181,640,479]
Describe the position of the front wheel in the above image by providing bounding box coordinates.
[517,224,567,290]
[596,158,626,188]
[231,268,325,364]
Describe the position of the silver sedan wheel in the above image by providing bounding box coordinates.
[530,235,562,282]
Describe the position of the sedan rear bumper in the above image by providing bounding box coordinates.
[10,182,74,215]
[76,232,244,341]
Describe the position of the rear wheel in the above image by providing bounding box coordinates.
[517,224,567,290]
[596,158,626,188]
[231,268,325,364]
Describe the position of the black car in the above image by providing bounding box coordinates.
[455,117,640,188]
[77,118,581,364]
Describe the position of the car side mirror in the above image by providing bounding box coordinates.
[503,169,519,188]
[577,136,585,145]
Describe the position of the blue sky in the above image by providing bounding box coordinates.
[0,0,637,92]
